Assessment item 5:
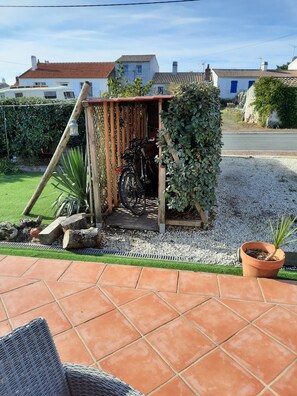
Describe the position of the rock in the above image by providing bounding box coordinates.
[19,216,42,229]
[60,213,88,232]
[0,222,19,241]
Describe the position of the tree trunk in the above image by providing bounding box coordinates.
[61,213,88,232]
[63,227,102,249]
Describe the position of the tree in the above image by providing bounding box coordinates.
[103,62,153,98]
[276,62,289,70]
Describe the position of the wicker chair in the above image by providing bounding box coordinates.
[0,317,143,396]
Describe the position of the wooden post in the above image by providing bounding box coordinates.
[116,102,121,168]
[84,104,94,225]
[158,99,166,233]
[103,102,113,213]
[23,81,91,215]
[110,102,118,207]
[86,106,103,227]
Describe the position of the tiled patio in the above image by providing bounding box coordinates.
[0,255,296,395]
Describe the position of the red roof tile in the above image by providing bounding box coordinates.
[19,62,115,79]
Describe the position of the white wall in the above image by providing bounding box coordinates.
[119,57,159,85]
[18,77,109,98]
[0,86,75,100]
[212,72,256,99]
[288,58,297,70]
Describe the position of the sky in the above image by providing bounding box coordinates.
[1,0,297,84]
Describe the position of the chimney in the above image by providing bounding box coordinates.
[260,61,268,71]
[204,64,211,81]
[172,61,178,75]
[31,55,37,71]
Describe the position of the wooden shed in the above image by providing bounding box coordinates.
[83,95,206,233]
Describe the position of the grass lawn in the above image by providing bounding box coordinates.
[0,246,296,281]
[0,172,57,224]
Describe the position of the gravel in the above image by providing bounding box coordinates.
[103,157,297,266]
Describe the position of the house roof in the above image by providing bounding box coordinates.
[276,77,297,87]
[153,72,204,84]
[212,69,297,78]
[116,55,155,63]
[18,62,115,79]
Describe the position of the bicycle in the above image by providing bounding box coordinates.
[117,138,153,216]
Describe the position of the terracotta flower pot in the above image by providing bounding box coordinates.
[240,241,285,278]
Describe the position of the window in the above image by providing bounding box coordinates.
[123,64,129,73]
[15,92,23,98]
[248,80,255,88]
[0,93,5,98]
[64,91,75,99]
[34,82,46,86]
[136,65,142,74]
[44,91,57,99]
[157,86,164,94]
[230,80,238,93]
[59,82,69,86]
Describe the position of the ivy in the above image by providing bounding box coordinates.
[253,77,297,128]
[158,82,222,212]
[0,97,85,163]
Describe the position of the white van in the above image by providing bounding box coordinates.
[0,86,75,100]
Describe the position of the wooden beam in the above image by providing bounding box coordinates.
[158,99,166,233]
[116,102,121,168]
[86,106,103,227]
[23,81,91,215]
[166,219,202,227]
[103,101,113,213]
[85,104,94,225]
[110,101,118,207]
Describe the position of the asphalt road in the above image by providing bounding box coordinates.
[222,133,297,154]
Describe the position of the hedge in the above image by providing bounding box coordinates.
[158,82,222,213]
[0,97,86,163]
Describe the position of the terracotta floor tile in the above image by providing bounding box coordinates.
[219,298,274,322]
[271,361,297,396]
[0,320,12,336]
[121,293,178,334]
[100,285,149,306]
[222,325,296,383]
[2,281,54,318]
[0,276,37,293]
[11,302,71,336]
[150,377,195,396]
[182,348,263,396]
[59,261,106,283]
[0,256,37,276]
[0,301,7,321]
[100,339,174,394]
[258,278,297,305]
[60,287,115,326]
[77,310,140,360]
[46,280,93,299]
[254,305,297,352]
[178,271,219,296]
[218,275,264,301]
[23,258,71,281]
[98,264,141,288]
[54,328,93,365]
[158,292,209,314]
[147,317,215,371]
[137,267,178,292]
[0,255,5,261]
[259,390,276,396]
[185,299,248,344]
[283,304,297,314]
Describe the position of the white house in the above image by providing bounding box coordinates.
[16,56,115,98]
[115,55,159,85]
[288,57,297,70]
[212,62,297,99]
[152,61,207,94]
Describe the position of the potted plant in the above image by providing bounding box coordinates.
[240,215,297,278]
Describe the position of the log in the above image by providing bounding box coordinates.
[60,213,88,232]
[63,227,102,249]
[23,81,91,215]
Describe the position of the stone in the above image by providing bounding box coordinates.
[60,213,88,232]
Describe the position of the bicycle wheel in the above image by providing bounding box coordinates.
[121,171,146,216]
[118,168,131,209]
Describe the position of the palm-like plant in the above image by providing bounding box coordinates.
[266,215,297,261]
[52,147,89,217]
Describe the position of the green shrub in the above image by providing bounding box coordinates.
[253,77,297,128]
[0,158,20,175]
[0,98,86,163]
[158,82,222,212]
